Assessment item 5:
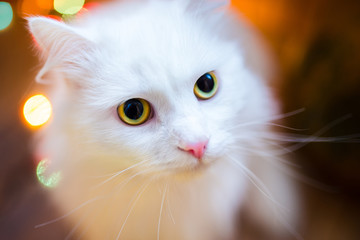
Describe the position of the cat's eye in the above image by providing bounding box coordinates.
[117,98,151,125]
[194,71,218,100]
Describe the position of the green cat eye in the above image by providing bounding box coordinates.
[194,71,218,100]
[118,98,151,125]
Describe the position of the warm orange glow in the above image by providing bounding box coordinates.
[36,0,53,10]
[82,2,100,11]
[76,2,100,18]
[231,0,285,31]
[20,0,52,16]
[23,94,52,127]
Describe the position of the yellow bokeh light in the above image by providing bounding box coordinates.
[54,0,85,15]
[23,94,52,127]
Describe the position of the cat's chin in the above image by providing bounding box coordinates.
[152,158,217,180]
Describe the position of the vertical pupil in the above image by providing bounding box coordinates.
[197,73,214,93]
[124,99,143,120]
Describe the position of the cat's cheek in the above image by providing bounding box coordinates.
[206,138,230,160]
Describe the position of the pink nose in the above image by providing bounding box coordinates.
[181,141,208,159]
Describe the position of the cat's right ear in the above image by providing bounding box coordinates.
[27,17,94,84]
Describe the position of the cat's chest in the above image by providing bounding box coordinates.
[52,161,245,240]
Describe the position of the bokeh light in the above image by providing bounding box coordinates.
[36,0,53,10]
[76,2,100,18]
[23,94,52,127]
[54,0,85,15]
[0,2,13,31]
[20,0,52,16]
[36,158,61,188]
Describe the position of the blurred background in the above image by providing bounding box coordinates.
[0,0,359,239]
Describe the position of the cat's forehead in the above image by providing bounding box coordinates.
[81,1,236,105]
[89,1,228,82]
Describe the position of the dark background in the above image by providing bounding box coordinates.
[1,0,359,239]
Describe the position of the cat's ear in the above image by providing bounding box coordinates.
[203,0,230,11]
[187,0,230,13]
[28,17,94,84]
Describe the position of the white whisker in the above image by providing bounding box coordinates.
[74,204,104,240]
[265,123,308,131]
[116,181,152,240]
[157,183,168,240]
[64,207,92,240]
[279,114,352,153]
[227,142,299,166]
[228,141,335,191]
[263,132,360,143]
[111,168,152,194]
[227,157,285,211]
[166,185,175,225]
[235,108,305,128]
[251,137,297,156]
[282,219,304,240]
[35,196,103,229]
[93,160,148,189]
[227,157,303,240]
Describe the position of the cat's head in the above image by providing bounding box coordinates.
[28,0,276,177]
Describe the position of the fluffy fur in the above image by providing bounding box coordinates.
[29,0,299,239]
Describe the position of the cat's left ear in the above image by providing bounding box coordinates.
[187,0,230,13]
[28,17,94,84]
[205,0,230,11]
[28,17,93,56]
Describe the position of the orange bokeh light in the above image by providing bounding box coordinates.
[36,0,53,10]
[20,0,52,16]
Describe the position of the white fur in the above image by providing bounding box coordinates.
[29,0,299,239]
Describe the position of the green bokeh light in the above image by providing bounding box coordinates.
[36,159,61,188]
[54,0,85,15]
[0,2,13,31]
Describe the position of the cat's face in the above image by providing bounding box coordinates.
[29,0,275,176]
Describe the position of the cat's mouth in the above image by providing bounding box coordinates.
[144,152,218,179]
[167,158,215,177]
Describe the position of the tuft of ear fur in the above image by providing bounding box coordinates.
[28,17,94,84]
[186,0,230,14]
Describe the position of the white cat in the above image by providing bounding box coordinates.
[29,0,299,239]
